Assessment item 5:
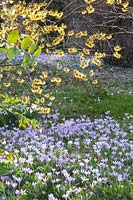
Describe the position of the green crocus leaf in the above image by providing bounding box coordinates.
[0,168,9,176]
[0,181,5,192]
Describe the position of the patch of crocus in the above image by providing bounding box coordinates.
[0,113,132,199]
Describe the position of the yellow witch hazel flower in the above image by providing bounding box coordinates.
[83,48,90,55]
[81,10,87,15]
[106,0,115,4]
[51,77,62,84]
[39,107,50,114]
[80,59,90,69]
[75,31,87,38]
[44,93,50,98]
[114,45,121,51]
[106,34,112,40]
[16,79,25,84]
[40,72,48,79]
[57,12,64,19]
[17,70,22,75]
[48,10,63,19]
[32,79,44,85]
[122,7,128,13]
[75,32,83,39]
[92,79,98,85]
[40,97,45,103]
[113,45,122,59]
[0,74,3,78]
[67,30,74,37]
[92,58,102,67]
[86,5,95,14]
[21,96,30,104]
[85,41,95,48]
[4,82,11,87]
[116,0,122,5]
[89,70,95,77]
[84,0,96,3]
[57,63,62,70]
[68,47,77,54]
[122,1,129,12]
[95,52,106,58]
[31,86,42,94]
[113,52,121,59]
[55,49,64,56]
[35,98,40,105]
[63,67,70,73]
[49,96,55,101]
[73,69,88,81]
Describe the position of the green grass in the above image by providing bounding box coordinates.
[0,65,132,127]
[0,79,133,127]
[51,82,133,120]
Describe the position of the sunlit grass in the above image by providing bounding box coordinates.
[51,80,133,120]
